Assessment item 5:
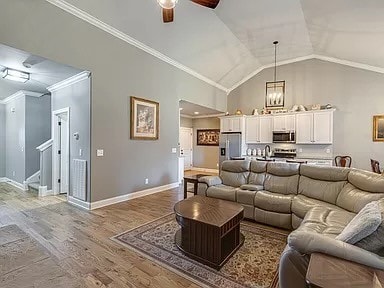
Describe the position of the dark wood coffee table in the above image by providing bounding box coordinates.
[174,195,244,270]
[183,174,208,199]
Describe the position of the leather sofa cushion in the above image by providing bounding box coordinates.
[221,160,250,173]
[254,207,292,230]
[220,171,249,187]
[240,184,264,191]
[300,165,349,182]
[298,176,346,204]
[292,195,344,219]
[248,172,266,186]
[206,185,237,202]
[296,207,355,238]
[336,183,384,213]
[236,189,256,205]
[264,174,299,195]
[250,160,267,173]
[292,214,303,230]
[254,190,294,213]
[348,169,384,193]
[267,162,300,176]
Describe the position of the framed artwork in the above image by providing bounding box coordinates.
[130,96,159,140]
[197,129,220,146]
[373,115,384,142]
[265,81,285,108]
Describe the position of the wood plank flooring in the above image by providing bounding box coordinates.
[0,171,216,288]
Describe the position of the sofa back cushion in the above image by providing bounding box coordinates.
[298,165,349,204]
[336,169,384,213]
[248,161,267,186]
[220,160,250,187]
[264,162,300,195]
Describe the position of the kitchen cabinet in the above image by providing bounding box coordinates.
[296,111,333,144]
[245,116,273,144]
[220,116,244,133]
[273,114,296,131]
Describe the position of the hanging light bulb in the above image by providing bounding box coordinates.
[157,0,178,9]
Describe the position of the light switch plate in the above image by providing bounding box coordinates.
[79,148,83,157]
[97,149,104,157]
[171,148,177,153]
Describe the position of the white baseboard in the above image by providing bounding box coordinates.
[191,167,219,174]
[68,196,91,210]
[90,182,180,210]
[38,186,53,197]
[1,178,27,191]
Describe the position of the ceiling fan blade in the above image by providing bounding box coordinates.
[163,8,174,23]
[190,0,220,9]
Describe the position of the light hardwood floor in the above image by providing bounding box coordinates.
[0,171,215,288]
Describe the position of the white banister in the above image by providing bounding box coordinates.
[36,139,53,152]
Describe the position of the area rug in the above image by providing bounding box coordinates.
[0,225,80,288]
[113,214,288,288]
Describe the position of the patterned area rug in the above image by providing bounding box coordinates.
[113,214,288,288]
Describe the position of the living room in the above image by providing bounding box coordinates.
[0,0,384,287]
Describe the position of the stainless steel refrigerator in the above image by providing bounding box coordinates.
[219,133,242,169]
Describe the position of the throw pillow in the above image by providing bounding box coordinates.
[355,199,384,252]
[336,201,382,244]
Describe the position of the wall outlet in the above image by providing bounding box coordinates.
[96,149,104,157]
[298,148,303,153]
[326,148,331,154]
[79,148,83,157]
[145,178,149,185]
[171,148,177,153]
[12,171,15,177]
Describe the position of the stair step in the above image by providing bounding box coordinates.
[28,182,40,191]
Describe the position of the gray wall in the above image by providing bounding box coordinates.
[5,96,25,184]
[193,117,220,170]
[180,116,193,128]
[228,59,384,170]
[25,95,51,179]
[51,77,91,200]
[0,0,227,202]
[0,105,5,177]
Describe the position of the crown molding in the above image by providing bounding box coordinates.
[229,54,384,93]
[0,90,44,105]
[47,71,90,92]
[180,113,225,119]
[45,0,230,94]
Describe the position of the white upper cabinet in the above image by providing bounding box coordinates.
[296,111,333,144]
[245,116,272,144]
[220,116,244,133]
[273,114,296,131]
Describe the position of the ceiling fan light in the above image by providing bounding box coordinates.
[157,0,178,9]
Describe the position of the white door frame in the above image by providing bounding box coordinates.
[180,127,193,170]
[52,107,70,198]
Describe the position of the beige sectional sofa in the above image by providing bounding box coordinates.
[197,160,384,288]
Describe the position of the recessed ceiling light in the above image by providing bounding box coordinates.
[2,68,30,83]
[194,111,199,115]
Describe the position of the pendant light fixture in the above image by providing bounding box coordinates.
[265,41,285,108]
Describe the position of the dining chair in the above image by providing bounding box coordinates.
[334,156,352,168]
[371,159,381,174]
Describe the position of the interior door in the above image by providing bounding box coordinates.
[59,114,69,194]
[179,127,193,170]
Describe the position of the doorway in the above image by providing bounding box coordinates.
[52,108,70,196]
[179,127,193,170]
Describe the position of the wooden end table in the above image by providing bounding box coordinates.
[306,252,384,288]
[174,195,244,270]
[183,174,208,199]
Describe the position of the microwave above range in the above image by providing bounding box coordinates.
[272,131,296,143]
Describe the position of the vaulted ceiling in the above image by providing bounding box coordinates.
[51,0,384,92]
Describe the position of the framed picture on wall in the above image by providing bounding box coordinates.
[197,129,220,146]
[265,81,285,108]
[373,115,384,142]
[130,96,159,140]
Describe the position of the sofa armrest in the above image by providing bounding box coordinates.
[198,176,222,187]
[288,231,384,270]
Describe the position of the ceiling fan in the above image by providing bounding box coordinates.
[157,0,220,23]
